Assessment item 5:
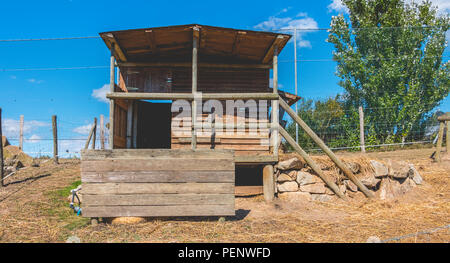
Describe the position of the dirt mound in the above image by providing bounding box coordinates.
[3,145,33,167]
[1,136,10,147]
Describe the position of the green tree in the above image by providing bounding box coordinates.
[327,0,450,144]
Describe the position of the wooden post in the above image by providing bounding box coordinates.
[263,164,275,201]
[132,101,138,149]
[279,98,374,198]
[271,45,279,157]
[85,120,96,150]
[100,114,105,150]
[92,117,97,150]
[279,126,346,199]
[435,121,445,162]
[358,106,366,153]
[52,115,58,164]
[109,43,116,150]
[126,103,133,148]
[191,26,199,150]
[19,115,24,150]
[0,108,4,187]
[294,28,299,144]
[447,120,449,153]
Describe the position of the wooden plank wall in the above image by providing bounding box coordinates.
[113,100,128,149]
[118,67,271,155]
[81,149,235,217]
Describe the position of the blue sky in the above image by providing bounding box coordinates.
[0,0,449,156]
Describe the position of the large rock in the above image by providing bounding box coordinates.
[277,181,299,192]
[408,165,423,185]
[344,180,358,192]
[296,171,322,185]
[278,172,295,182]
[378,178,409,200]
[278,192,311,202]
[388,161,410,179]
[276,158,304,171]
[370,160,388,178]
[299,183,327,194]
[1,136,10,147]
[360,174,381,189]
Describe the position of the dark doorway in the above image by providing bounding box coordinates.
[136,101,171,149]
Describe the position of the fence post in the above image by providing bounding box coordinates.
[435,121,445,162]
[19,115,24,150]
[100,115,105,150]
[52,115,58,164]
[92,117,97,150]
[0,108,4,187]
[358,106,366,153]
[446,120,449,153]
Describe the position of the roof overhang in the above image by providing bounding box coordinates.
[100,24,291,65]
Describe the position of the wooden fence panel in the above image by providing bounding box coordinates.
[81,149,235,217]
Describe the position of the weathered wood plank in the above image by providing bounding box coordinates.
[82,170,234,183]
[81,149,234,160]
[83,182,234,195]
[81,159,234,172]
[83,194,234,206]
[83,204,235,217]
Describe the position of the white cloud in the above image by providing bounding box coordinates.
[73,124,94,135]
[28,134,42,143]
[328,0,349,13]
[27,78,44,84]
[254,11,319,49]
[92,84,110,103]
[2,118,49,138]
[10,76,17,80]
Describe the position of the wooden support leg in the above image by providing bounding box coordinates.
[435,121,445,162]
[91,218,99,226]
[263,164,275,202]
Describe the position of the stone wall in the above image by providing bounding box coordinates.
[275,157,423,202]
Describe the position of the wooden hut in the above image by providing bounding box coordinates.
[81,24,299,219]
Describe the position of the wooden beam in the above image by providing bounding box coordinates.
[262,35,287,64]
[192,26,200,150]
[107,92,279,100]
[118,62,271,69]
[109,43,116,149]
[104,33,128,62]
[278,126,346,199]
[271,46,279,157]
[279,98,374,198]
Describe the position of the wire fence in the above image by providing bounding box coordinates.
[2,116,109,158]
[0,26,448,156]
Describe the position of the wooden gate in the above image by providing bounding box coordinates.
[80,149,235,217]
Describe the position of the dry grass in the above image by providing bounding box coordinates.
[0,148,448,243]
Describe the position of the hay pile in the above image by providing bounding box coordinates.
[276,153,424,202]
